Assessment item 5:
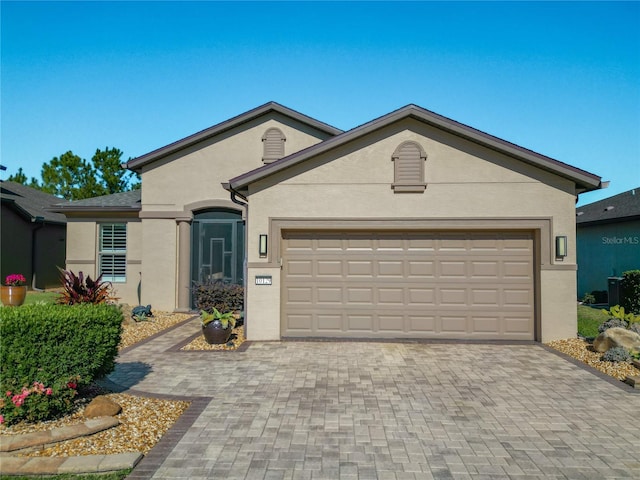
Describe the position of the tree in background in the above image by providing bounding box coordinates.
[4,147,140,200]
[6,167,40,188]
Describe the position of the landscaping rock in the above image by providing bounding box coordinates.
[593,327,640,353]
[84,396,122,418]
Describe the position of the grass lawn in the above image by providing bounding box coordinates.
[577,304,609,338]
[23,290,59,305]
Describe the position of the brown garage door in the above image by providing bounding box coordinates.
[281,231,535,340]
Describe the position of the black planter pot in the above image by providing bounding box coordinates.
[202,321,232,344]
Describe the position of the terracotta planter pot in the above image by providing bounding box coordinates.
[202,321,232,344]
[1,285,27,307]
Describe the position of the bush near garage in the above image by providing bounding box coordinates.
[192,280,244,314]
[620,270,640,315]
[0,304,122,425]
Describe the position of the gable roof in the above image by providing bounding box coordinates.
[52,189,141,213]
[124,102,343,171]
[576,187,640,226]
[0,181,67,224]
[228,104,603,195]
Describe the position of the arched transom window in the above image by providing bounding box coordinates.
[391,141,427,193]
[262,127,286,163]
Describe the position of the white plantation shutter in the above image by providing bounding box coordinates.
[392,141,427,192]
[99,224,126,282]
[262,128,286,163]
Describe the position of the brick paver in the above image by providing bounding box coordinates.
[113,319,640,479]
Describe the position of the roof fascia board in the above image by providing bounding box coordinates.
[229,105,601,192]
[124,102,343,171]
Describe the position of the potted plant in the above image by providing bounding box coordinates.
[1,274,27,307]
[201,308,237,344]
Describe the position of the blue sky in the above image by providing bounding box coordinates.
[1,1,638,206]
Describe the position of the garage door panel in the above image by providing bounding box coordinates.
[378,261,404,277]
[439,289,467,305]
[347,288,374,303]
[378,288,404,305]
[317,260,342,276]
[347,261,374,276]
[348,315,374,331]
[441,316,468,334]
[282,231,534,340]
[317,287,342,304]
[439,261,468,278]
[286,260,313,277]
[317,314,342,331]
[286,287,313,304]
[409,316,437,332]
[471,289,499,306]
[408,288,436,305]
[379,315,404,331]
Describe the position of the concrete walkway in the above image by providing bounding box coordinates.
[103,318,640,480]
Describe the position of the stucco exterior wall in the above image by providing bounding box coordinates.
[243,120,579,342]
[65,217,142,306]
[136,112,333,311]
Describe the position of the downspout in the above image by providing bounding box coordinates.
[226,183,249,337]
[31,216,45,291]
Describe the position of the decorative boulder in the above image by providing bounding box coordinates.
[593,327,640,353]
[84,395,122,418]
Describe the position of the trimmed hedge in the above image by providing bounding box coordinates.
[0,304,123,424]
[620,270,640,315]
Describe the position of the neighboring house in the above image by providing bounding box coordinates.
[55,102,603,342]
[576,188,640,300]
[1,181,67,289]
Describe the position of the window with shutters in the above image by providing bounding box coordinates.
[262,127,286,163]
[391,141,427,193]
[99,224,126,282]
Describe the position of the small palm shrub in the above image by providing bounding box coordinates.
[57,268,115,305]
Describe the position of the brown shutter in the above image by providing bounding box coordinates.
[262,128,286,163]
[392,141,427,192]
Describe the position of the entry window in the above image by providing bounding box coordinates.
[391,141,427,192]
[262,127,286,163]
[99,223,126,282]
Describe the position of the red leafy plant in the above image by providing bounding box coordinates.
[57,268,116,305]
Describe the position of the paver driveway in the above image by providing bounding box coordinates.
[109,318,640,480]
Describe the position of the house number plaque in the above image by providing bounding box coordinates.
[255,275,272,285]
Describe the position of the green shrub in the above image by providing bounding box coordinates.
[602,346,631,363]
[0,304,122,425]
[192,280,243,314]
[620,270,640,315]
[581,293,596,305]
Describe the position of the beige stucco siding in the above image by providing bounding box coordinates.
[135,113,334,312]
[65,217,142,307]
[140,115,330,211]
[244,122,579,342]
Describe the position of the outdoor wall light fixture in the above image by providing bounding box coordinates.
[555,235,568,258]
[259,234,268,258]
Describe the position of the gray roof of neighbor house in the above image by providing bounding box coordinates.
[576,187,640,226]
[52,189,141,213]
[0,181,67,224]
[123,102,343,171]
[228,104,603,195]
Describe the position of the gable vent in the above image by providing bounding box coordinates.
[391,141,427,193]
[262,128,286,164]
